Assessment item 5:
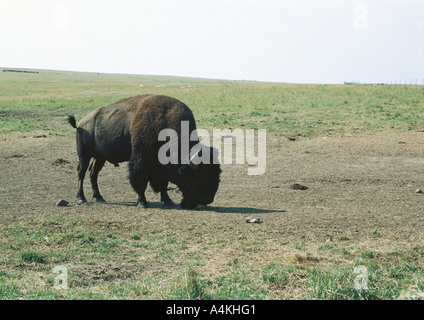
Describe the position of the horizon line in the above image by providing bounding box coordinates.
[1,66,423,86]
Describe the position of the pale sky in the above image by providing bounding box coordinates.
[0,0,423,84]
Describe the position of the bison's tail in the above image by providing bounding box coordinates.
[67,115,77,129]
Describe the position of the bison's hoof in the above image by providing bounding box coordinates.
[163,200,175,207]
[77,199,87,205]
[137,202,149,209]
[94,197,106,203]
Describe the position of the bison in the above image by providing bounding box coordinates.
[67,94,221,209]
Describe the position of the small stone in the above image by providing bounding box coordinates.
[416,189,422,194]
[291,184,308,190]
[56,199,69,207]
[246,217,262,224]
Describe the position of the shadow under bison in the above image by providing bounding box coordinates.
[101,201,284,214]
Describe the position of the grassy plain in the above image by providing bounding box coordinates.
[1,68,424,300]
[2,68,424,137]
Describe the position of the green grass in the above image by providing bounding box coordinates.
[19,249,45,263]
[2,262,423,300]
[307,263,424,300]
[1,68,424,136]
[1,212,424,300]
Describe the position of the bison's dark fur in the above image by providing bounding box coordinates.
[68,94,221,209]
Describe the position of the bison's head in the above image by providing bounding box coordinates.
[177,147,221,209]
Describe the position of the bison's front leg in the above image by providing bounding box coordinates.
[150,167,175,207]
[160,191,175,207]
[136,194,149,208]
[132,180,149,208]
[128,156,149,208]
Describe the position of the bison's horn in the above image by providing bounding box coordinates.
[189,149,202,170]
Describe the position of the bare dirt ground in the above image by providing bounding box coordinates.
[1,131,424,270]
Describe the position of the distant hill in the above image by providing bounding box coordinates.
[0,67,257,84]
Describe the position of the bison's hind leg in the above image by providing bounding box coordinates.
[89,157,106,202]
[75,128,93,205]
[76,156,90,204]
